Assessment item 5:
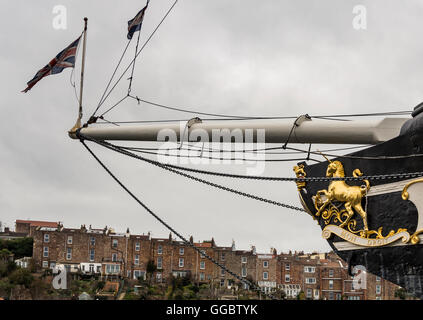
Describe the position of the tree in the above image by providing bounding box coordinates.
[146,260,157,285]
[394,288,407,300]
[0,238,33,259]
[8,269,34,288]
[297,290,306,300]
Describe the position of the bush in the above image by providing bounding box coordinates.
[8,269,34,288]
[0,238,33,259]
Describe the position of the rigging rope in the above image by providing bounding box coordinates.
[79,132,307,212]
[78,133,423,183]
[90,39,132,119]
[92,0,179,117]
[118,143,367,155]
[122,95,412,122]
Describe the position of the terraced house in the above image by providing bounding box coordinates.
[28,220,401,299]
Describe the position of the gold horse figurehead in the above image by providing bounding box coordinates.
[315,160,370,234]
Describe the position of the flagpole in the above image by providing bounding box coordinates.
[69,17,88,136]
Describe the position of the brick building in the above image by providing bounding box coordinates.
[256,250,278,294]
[28,220,402,299]
[15,220,59,236]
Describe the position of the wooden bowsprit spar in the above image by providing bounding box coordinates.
[70,116,407,144]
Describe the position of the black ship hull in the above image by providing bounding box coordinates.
[297,112,423,298]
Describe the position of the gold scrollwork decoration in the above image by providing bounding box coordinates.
[293,164,307,191]
[312,159,411,246]
[402,178,423,200]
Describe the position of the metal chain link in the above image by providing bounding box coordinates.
[79,133,307,213]
[80,133,423,183]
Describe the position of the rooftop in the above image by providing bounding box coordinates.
[16,220,59,228]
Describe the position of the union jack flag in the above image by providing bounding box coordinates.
[127,2,149,40]
[22,36,81,93]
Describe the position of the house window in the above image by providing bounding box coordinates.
[90,237,95,246]
[134,254,140,265]
[158,245,163,254]
[135,242,140,251]
[43,246,49,258]
[221,269,225,277]
[179,248,184,255]
[329,280,334,289]
[305,277,316,284]
[263,272,269,280]
[285,263,290,271]
[306,288,312,298]
[112,239,118,248]
[97,265,101,273]
[67,236,73,245]
[157,257,163,269]
[200,261,205,270]
[89,249,95,262]
[89,264,94,273]
[221,253,225,261]
[241,257,247,264]
[329,269,334,277]
[157,273,162,281]
[304,266,315,273]
[376,285,381,294]
[329,291,334,300]
[42,261,49,268]
[199,272,205,281]
[106,264,120,274]
[43,234,49,243]
[66,247,72,260]
[134,270,141,279]
[263,261,269,268]
[200,250,206,258]
[179,258,184,268]
[220,279,225,287]
[285,274,291,282]
[112,253,118,262]
[242,267,247,277]
[376,276,381,282]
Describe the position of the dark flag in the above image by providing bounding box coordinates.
[127,3,149,40]
[22,36,81,93]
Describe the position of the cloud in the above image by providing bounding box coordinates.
[1,0,420,254]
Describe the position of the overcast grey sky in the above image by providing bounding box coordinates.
[1,0,423,254]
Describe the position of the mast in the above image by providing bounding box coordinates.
[69,17,88,136]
